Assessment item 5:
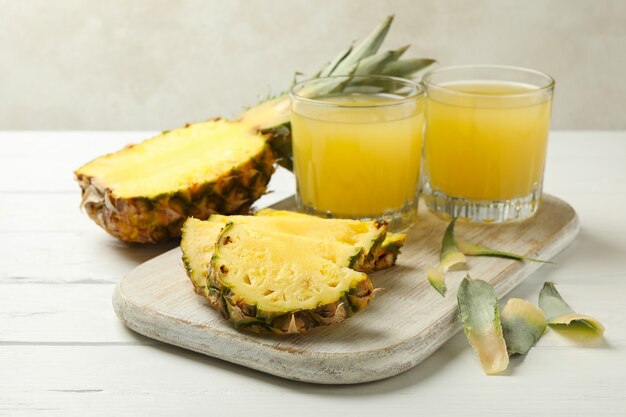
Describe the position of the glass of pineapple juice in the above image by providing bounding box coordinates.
[422,65,555,223]
[289,75,425,231]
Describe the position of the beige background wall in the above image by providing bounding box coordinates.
[1,0,625,130]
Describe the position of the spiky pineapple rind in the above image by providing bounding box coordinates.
[368,233,407,272]
[207,274,375,335]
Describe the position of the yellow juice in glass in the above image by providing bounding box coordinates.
[425,81,551,200]
[291,93,424,225]
[422,68,554,223]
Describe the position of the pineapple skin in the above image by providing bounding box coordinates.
[369,233,407,271]
[238,95,293,171]
[264,123,292,171]
[207,278,375,335]
[206,223,377,335]
[75,141,275,244]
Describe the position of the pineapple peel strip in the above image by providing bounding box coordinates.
[457,276,509,374]
[457,241,553,264]
[441,219,467,271]
[425,267,446,296]
[425,219,466,297]
[538,282,605,334]
[501,298,547,355]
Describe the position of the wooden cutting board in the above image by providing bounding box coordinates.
[113,194,578,384]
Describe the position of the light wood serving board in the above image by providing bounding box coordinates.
[113,194,578,384]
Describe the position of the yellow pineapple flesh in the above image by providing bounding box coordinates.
[181,214,385,296]
[208,213,387,271]
[182,217,366,296]
[208,222,376,334]
[181,218,224,296]
[255,208,406,271]
[75,120,275,243]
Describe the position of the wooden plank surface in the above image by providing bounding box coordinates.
[2,131,626,415]
[113,194,578,384]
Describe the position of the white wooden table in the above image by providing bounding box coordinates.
[1,131,625,416]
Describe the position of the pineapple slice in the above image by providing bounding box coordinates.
[181,215,384,296]
[182,217,366,296]
[208,222,376,334]
[208,213,387,272]
[75,120,275,243]
[181,218,224,296]
[255,208,406,271]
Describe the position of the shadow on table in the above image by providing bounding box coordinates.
[104,239,179,266]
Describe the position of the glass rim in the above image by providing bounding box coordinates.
[289,74,424,109]
[422,65,555,98]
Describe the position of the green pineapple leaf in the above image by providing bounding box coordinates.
[457,241,553,264]
[317,45,354,78]
[381,58,436,78]
[354,45,409,76]
[331,15,394,76]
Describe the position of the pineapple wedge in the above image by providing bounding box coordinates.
[181,214,390,296]
[76,120,275,243]
[255,208,406,271]
[208,222,376,334]
[181,218,224,296]
[208,213,387,272]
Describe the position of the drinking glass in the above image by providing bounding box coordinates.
[290,75,425,231]
[421,65,555,223]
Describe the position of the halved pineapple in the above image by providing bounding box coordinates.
[208,222,376,334]
[75,120,275,243]
[255,208,406,271]
[75,17,435,243]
